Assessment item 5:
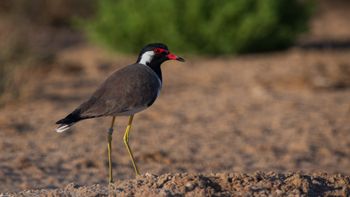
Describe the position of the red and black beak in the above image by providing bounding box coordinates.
[167,53,185,62]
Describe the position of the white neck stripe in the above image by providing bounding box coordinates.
[138,51,155,65]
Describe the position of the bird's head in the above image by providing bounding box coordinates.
[137,43,185,67]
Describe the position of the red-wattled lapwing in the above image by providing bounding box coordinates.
[55,43,184,183]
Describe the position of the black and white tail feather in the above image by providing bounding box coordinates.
[56,123,73,133]
[55,110,83,132]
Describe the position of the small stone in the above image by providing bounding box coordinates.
[275,189,283,195]
[185,182,195,192]
[64,183,80,190]
[157,175,170,188]
[145,172,157,179]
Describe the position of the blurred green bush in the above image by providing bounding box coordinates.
[84,0,314,54]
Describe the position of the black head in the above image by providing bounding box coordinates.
[136,43,185,67]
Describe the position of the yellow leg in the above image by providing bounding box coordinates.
[107,116,116,183]
[123,115,140,176]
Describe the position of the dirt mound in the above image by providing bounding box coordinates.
[7,172,349,196]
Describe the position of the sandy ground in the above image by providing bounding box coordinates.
[9,172,350,196]
[1,0,350,196]
[0,46,349,196]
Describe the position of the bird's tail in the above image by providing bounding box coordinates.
[55,110,82,133]
[56,123,73,133]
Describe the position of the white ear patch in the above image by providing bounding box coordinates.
[138,51,155,65]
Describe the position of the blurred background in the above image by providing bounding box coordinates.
[0,0,349,192]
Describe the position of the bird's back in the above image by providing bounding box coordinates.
[81,64,161,117]
[58,64,161,124]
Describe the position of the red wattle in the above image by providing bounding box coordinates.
[167,54,177,60]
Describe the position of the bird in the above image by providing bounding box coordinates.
[55,43,185,183]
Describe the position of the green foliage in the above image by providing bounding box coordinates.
[84,0,314,54]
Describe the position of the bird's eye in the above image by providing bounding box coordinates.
[154,48,168,54]
[154,48,162,54]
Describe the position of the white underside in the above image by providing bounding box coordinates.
[154,72,162,97]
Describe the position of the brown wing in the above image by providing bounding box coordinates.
[77,64,161,118]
